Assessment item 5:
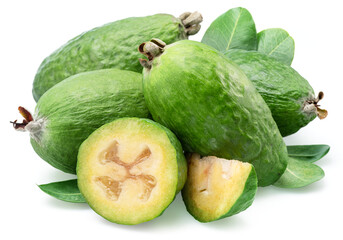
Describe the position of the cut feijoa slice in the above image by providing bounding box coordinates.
[77,118,187,225]
[182,154,257,222]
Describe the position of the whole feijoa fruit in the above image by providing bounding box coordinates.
[32,12,203,101]
[77,117,187,225]
[225,49,327,136]
[140,39,288,186]
[12,69,150,173]
[182,154,257,222]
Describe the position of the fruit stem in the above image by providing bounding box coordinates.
[179,12,203,36]
[303,91,328,119]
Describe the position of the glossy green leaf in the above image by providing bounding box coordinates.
[257,28,295,65]
[38,179,86,203]
[274,157,324,188]
[287,144,330,163]
[201,7,257,52]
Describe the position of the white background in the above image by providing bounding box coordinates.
[1,0,342,239]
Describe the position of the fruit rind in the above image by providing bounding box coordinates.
[218,167,257,220]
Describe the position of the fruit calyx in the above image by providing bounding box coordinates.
[139,38,166,69]
[179,11,203,36]
[11,106,45,142]
[11,106,33,130]
[303,91,328,119]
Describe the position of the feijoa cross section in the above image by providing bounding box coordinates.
[77,118,187,225]
[182,154,257,222]
[32,12,202,101]
[140,39,288,186]
[13,69,150,174]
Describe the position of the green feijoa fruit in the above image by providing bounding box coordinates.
[201,7,257,52]
[225,49,327,136]
[257,28,295,65]
[12,69,150,174]
[38,179,86,203]
[32,12,203,102]
[287,144,330,163]
[140,39,288,186]
[77,118,187,225]
[182,154,257,222]
[274,157,325,188]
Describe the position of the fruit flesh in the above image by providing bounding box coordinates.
[182,154,257,222]
[95,141,156,202]
[77,118,187,225]
[142,40,288,186]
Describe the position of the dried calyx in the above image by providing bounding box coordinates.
[11,106,45,142]
[11,106,33,130]
[138,12,202,69]
[303,91,328,119]
[179,11,203,36]
[139,38,166,69]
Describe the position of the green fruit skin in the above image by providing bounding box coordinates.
[182,167,258,222]
[225,49,316,136]
[77,118,187,225]
[31,69,150,174]
[143,40,288,186]
[33,14,188,101]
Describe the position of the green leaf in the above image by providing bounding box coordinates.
[257,28,295,65]
[201,7,257,52]
[274,157,324,188]
[287,144,330,163]
[38,179,86,203]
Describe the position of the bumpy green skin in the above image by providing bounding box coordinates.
[182,167,257,222]
[225,49,316,136]
[220,168,257,219]
[143,40,288,186]
[31,69,150,173]
[33,14,187,101]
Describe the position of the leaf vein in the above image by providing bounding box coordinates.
[225,9,242,50]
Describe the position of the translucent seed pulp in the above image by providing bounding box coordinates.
[95,140,157,202]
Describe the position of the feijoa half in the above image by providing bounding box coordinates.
[77,118,187,225]
[182,154,257,222]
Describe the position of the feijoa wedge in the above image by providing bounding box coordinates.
[182,154,257,222]
[77,118,187,225]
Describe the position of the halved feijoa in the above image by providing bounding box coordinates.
[182,154,257,222]
[77,118,187,225]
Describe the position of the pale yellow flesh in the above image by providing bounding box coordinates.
[187,154,252,219]
[77,120,178,224]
